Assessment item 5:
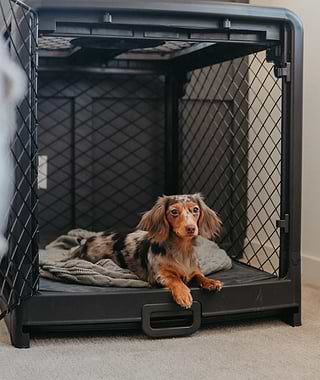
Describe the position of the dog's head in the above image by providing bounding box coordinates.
[137,193,221,243]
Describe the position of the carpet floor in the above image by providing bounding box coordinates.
[0,284,319,380]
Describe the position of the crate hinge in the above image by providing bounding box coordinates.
[266,46,291,82]
[276,214,289,233]
[274,63,291,82]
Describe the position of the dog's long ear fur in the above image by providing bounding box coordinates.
[137,196,169,243]
[193,193,221,240]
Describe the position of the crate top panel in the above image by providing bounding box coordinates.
[29,0,302,73]
[25,0,302,44]
[25,0,299,23]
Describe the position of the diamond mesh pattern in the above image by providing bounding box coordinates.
[132,41,198,54]
[38,35,199,57]
[39,36,73,50]
[0,0,38,320]
[38,73,165,245]
[181,52,282,275]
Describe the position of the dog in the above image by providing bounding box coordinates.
[80,193,223,308]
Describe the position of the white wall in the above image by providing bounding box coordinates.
[250,0,320,286]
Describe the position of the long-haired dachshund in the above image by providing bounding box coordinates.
[80,193,223,308]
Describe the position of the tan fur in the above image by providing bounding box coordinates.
[166,200,200,239]
[153,238,198,285]
[158,265,193,309]
[190,269,223,291]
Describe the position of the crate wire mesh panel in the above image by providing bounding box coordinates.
[0,0,38,320]
[181,52,282,275]
[38,73,165,244]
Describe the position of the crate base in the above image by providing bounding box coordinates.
[1,261,298,347]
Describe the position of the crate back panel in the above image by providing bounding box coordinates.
[38,73,165,244]
[37,64,242,250]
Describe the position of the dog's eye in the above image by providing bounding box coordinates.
[170,209,179,216]
[192,207,199,213]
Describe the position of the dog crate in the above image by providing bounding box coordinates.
[0,0,303,347]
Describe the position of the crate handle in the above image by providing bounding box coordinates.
[142,301,201,338]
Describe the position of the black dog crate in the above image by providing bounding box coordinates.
[0,0,303,347]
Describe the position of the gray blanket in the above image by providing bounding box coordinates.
[40,229,232,288]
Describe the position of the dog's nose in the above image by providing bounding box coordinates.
[186,225,196,234]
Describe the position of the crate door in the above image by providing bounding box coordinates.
[180,60,249,258]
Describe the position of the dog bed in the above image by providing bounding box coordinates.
[39,229,232,288]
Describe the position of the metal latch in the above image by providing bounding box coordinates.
[103,12,112,23]
[222,18,231,29]
[276,214,289,233]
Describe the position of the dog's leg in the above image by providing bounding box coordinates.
[191,269,223,291]
[159,267,193,309]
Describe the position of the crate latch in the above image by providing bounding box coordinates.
[274,63,291,82]
[276,214,289,233]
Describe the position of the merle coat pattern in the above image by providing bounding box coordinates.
[80,194,223,308]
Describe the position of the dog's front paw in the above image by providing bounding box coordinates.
[173,287,193,309]
[200,278,223,292]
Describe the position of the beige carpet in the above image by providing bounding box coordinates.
[0,285,319,380]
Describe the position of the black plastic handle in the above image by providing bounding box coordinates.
[142,301,201,338]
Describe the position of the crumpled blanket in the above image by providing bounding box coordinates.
[39,229,232,288]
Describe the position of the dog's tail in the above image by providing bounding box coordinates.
[70,238,88,260]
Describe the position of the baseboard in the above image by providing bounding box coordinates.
[302,253,320,287]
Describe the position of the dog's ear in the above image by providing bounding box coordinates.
[137,196,169,243]
[193,193,221,240]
